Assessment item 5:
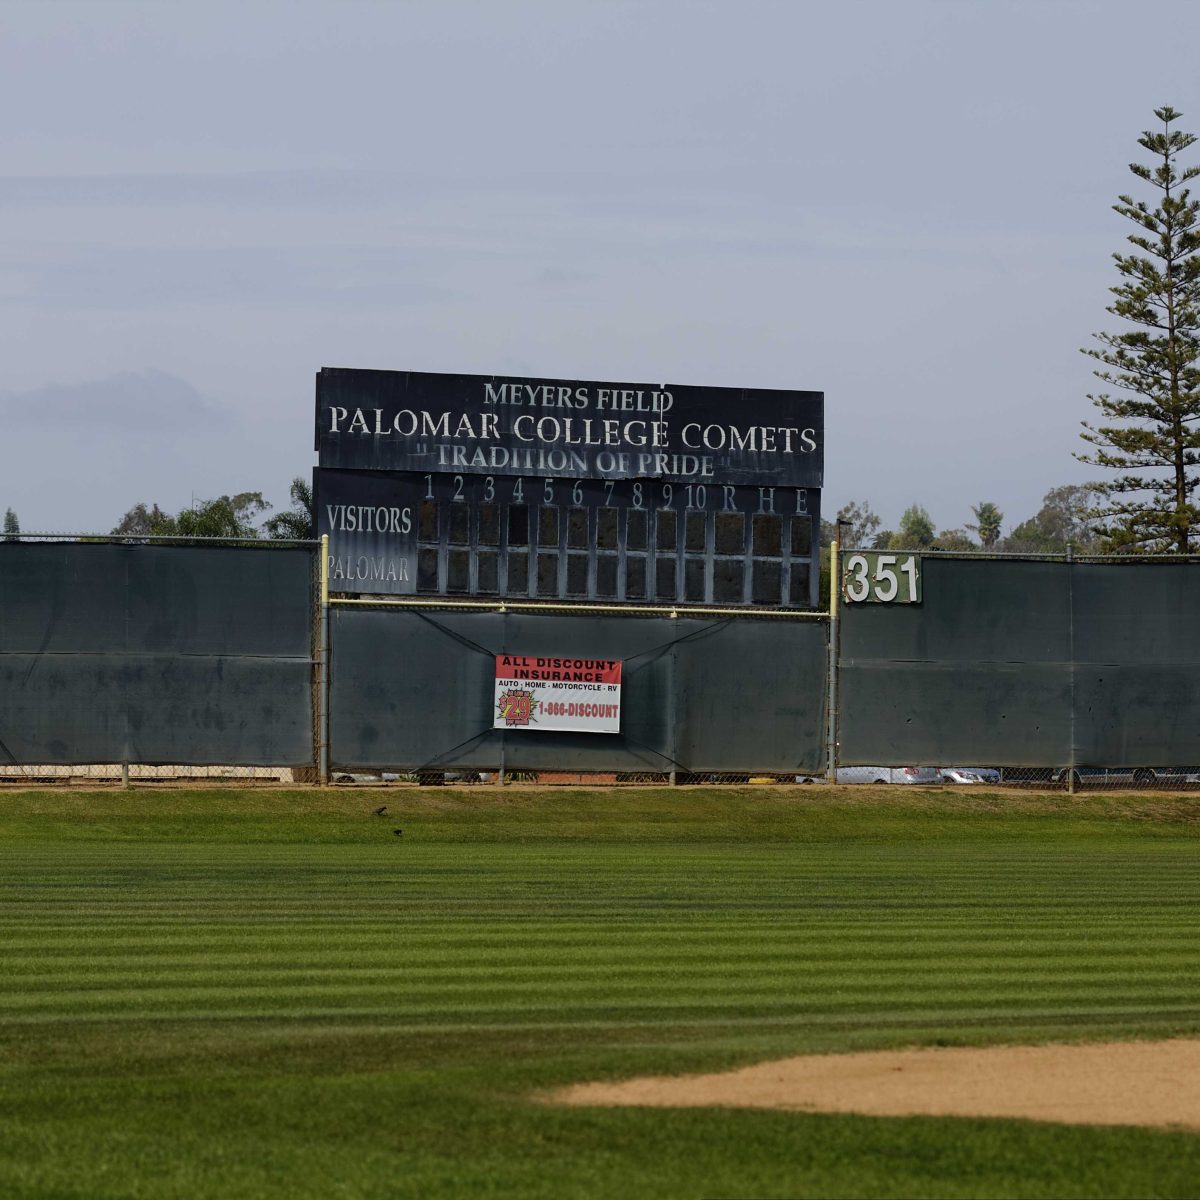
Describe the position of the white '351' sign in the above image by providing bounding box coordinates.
[842,552,922,603]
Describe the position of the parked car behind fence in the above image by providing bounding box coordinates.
[940,767,1002,785]
[835,766,942,785]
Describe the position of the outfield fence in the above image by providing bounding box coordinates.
[0,536,320,785]
[2,537,1200,790]
[835,550,1200,793]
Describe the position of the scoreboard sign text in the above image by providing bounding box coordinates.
[317,368,822,487]
[316,468,417,593]
[494,655,622,734]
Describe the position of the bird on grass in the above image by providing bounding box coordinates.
[373,805,387,816]
[393,828,403,837]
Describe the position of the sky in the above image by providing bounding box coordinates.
[2,0,1197,537]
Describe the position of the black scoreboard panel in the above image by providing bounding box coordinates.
[317,468,820,607]
[315,368,824,609]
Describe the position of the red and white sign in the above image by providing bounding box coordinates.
[494,655,622,734]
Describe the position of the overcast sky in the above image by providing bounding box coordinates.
[2,0,1197,536]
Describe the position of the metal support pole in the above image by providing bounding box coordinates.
[668,608,679,785]
[1066,541,1075,797]
[318,534,330,787]
[121,761,130,789]
[826,540,841,784]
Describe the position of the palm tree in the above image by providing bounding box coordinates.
[264,477,315,540]
[968,502,1003,549]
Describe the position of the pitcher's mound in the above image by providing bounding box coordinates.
[551,1039,1200,1129]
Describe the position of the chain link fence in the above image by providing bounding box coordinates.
[821,766,1200,791]
[9,765,1196,790]
[0,763,299,786]
[340,772,778,786]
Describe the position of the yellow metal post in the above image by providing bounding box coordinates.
[318,534,330,786]
[826,540,841,783]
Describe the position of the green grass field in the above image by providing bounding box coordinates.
[2,786,1199,1199]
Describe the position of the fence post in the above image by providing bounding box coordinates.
[318,534,330,787]
[826,540,841,783]
[669,608,679,785]
[1066,542,1075,797]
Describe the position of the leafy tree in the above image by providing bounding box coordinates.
[1004,517,1056,555]
[111,493,270,539]
[3,508,19,542]
[967,501,1003,549]
[832,499,882,548]
[1079,105,1200,552]
[264,477,314,540]
[111,502,176,537]
[175,492,269,539]
[932,528,977,552]
[888,504,936,550]
[1002,485,1103,554]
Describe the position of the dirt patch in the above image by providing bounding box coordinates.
[551,1039,1200,1129]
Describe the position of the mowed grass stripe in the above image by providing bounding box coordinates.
[5,963,1196,993]
[7,994,1197,1026]
[9,955,1198,984]
[5,962,1197,997]
[7,994,1200,1022]
[6,917,1198,937]
[7,937,1199,960]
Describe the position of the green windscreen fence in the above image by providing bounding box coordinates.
[1071,562,1200,766]
[839,557,1200,768]
[7,544,1197,778]
[329,608,828,775]
[0,543,316,766]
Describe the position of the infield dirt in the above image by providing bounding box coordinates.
[552,1039,1200,1130]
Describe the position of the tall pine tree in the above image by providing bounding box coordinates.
[1080,106,1200,552]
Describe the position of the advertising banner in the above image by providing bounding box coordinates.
[494,655,622,734]
[316,367,823,487]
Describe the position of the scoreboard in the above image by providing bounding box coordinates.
[315,368,824,608]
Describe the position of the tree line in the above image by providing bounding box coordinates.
[822,486,1101,554]
[105,479,315,541]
